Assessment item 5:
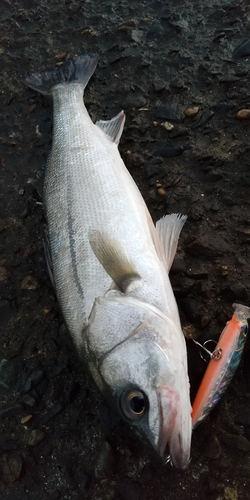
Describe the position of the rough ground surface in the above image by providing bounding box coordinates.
[1,0,250,499]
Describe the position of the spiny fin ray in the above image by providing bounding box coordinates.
[156,213,187,273]
[96,111,126,144]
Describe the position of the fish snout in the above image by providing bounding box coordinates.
[156,385,191,469]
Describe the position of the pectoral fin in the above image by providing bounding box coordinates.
[89,230,141,292]
[156,213,187,273]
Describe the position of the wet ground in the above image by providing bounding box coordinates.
[1,0,250,498]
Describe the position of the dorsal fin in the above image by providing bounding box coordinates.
[96,110,126,144]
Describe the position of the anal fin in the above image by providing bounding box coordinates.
[156,213,187,273]
[96,110,125,144]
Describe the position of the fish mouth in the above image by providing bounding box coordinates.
[157,386,191,469]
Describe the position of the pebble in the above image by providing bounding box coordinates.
[22,370,44,394]
[186,233,230,259]
[0,404,23,420]
[94,441,116,478]
[0,359,19,391]
[41,401,65,424]
[21,275,40,290]
[170,257,186,274]
[131,29,144,43]
[118,19,136,28]
[232,40,250,59]
[204,170,223,182]
[2,453,23,483]
[27,429,45,446]
[152,79,166,92]
[184,106,199,117]
[154,105,183,122]
[116,477,142,500]
[236,109,250,120]
[0,265,8,282]
[186,269,208,280]
[192,110,214,129]
[202,435,222,460]
[222,282,248,301]
[160,121,174,131]
[124,94,147,109]
[126,152,145,169]
[220,432,250,452]
[146,164,166,179]
[157,187,167,196]
[224,486,238,500]
[153,145,184,158]
[0,300,13,328]
[235,407,250,426]
[172,277,195,298]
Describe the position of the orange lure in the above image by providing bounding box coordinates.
[192,303,250,429]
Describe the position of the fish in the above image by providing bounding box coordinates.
[24,54,192,468]
[192,303,250,429]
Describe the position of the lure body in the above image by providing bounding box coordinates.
[192,303,250,429]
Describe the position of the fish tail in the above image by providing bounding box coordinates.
[23,53,99,96]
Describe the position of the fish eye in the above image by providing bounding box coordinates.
[120,389,148,420]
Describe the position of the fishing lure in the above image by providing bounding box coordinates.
[192,303,250,429]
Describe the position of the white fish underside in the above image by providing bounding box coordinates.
[45,84,183,351]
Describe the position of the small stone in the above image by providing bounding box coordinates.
[233,40,250,59]
[131,29,143,43]
[43,305,53,314]
[171,257,186,274]
[154,145,184,158]
[221,432,250,452]
[55,52,68,62]
[2,453,23,483]
[236,109,250,120]
[0,404,23,420]
[126,153,145,169]
[117,478,142,500]
[203,435,222,459]
[173,277,195,297]
[118,19,136,28]
[22,395,36,407]
[186,233,230,260]
[160,121,174,131]
[184,106,199,117]
[21,275,39,290]
[218,265,229,276]
[154,105,183,122]
[27,429,45,446]
[224,486,238,500]
[182,324,196,339]
[21,414,33,424]
[94,441,116,478]
[186,269,208,279]
[222,282,248,301]
[41,402,65,423]
[22,370,44,394]
[152,79,166,92]
[157,187,166,196]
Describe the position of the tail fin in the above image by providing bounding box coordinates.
[23,53,99,96]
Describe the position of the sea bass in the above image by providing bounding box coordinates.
[24,54,192,468]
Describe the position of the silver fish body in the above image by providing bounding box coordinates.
[25,54,192,468]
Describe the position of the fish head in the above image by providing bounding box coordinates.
[84,290,192,469]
